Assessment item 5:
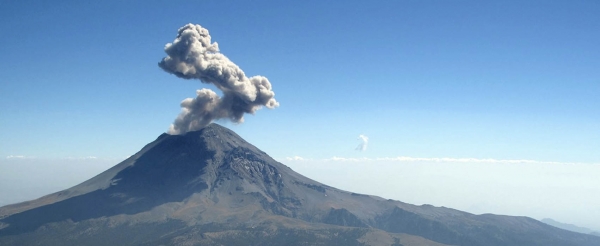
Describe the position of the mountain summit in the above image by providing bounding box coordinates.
[1,124,599,245]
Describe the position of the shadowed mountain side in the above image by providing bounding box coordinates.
[542,218,600,237]
[1,124,600,246]
[0,133,213,235]
[375,207,598,246]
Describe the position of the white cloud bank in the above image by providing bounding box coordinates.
[285,156,307,161]
[323,156,578,164]
[5,155,36,159]
[283,156,590,165]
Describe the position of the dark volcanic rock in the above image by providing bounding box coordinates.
[323,208,368,228]
[1,124,599,246]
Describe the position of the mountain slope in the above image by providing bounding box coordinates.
[1,124,599,246]
[541,218,600,237]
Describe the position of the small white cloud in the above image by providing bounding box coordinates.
[5,155,35,159]
[325,156,371,162]
[356,134,369,151]
[62,156,99,160]
[285,156,306,161]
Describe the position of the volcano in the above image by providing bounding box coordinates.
[1,124,598,245]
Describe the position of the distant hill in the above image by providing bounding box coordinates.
[2,124,600,245]
[541,218,600,237]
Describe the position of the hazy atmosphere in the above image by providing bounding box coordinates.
[1,0,599,232]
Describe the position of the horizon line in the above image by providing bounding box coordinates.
[280,156,598,165]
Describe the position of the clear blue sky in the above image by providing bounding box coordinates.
[1,0,600,229]
[1,0,598,162]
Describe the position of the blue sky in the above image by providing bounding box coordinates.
[1,0,599,229]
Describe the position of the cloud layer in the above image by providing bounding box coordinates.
[283,156,591,165]
[159,24,279,134]
[5,155,35,159]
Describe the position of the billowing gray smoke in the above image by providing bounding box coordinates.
[159,24,279,134]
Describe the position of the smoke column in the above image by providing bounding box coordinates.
[356,134,369,151]
[159,24,279,134]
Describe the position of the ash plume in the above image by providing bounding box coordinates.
[159,24,279,134]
